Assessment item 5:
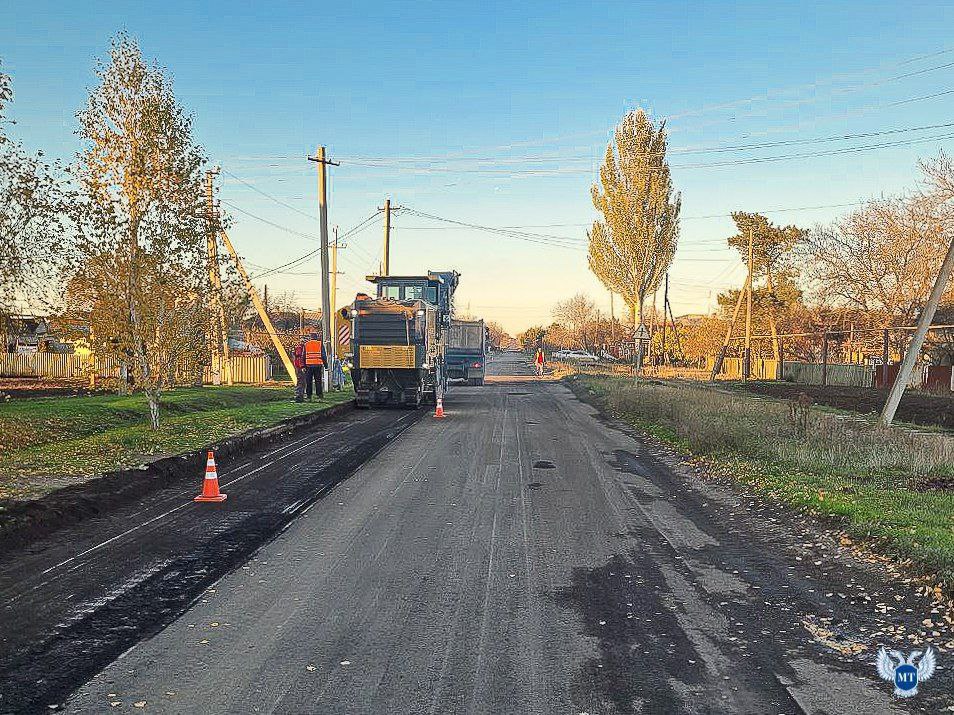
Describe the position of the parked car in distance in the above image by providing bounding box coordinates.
[562,350,600,363]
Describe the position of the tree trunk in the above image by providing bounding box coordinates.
[146,390,160,430]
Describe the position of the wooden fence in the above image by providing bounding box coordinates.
[0,352,120,379]
[781,362,874,388]
[0,353,270,385]
[202,355,272,384]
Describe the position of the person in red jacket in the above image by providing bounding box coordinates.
[534,347,545,377]
[293,339,307,402]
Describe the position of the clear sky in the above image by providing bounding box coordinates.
[3,1,954,333]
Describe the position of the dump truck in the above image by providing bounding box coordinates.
[446,318,486,386]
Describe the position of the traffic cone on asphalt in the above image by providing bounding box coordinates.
[434,397,445,418]
[194,450,227,502]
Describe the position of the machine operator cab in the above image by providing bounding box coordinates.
[366,271,459,325]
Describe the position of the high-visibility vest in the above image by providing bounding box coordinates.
[304,339,324,366]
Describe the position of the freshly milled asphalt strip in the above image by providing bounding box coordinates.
[0,406,419,713]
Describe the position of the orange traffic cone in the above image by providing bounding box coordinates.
[434,396,445,418]
[194,450,227,502]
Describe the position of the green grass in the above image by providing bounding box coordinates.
[0,385,353,501]
[570,374,954,588]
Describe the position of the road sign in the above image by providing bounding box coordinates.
[634,324,651,342]
[335,316,352,359]
[338,323,351,345]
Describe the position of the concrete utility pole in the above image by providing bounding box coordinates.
[710,272,750,381]
[382,198,392,276]
[308,146,339,392]
[219,229,297,384]
[743,227,754,381]
[204,169,231,385]
[880,234,954,426]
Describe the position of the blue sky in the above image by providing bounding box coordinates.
[3,1,954,332]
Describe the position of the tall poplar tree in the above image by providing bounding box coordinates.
[589,109,680,326]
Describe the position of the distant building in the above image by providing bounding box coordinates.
[2,314,72,354]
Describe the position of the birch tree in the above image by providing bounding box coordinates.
[73,34,208,428]
[589,109,680,325]
[0,61,69,338]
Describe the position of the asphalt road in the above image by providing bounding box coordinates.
[0,405,421,713]
[52,352,947,713]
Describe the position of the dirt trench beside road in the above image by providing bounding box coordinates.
[38,353,951,713]
[728,380,954,431]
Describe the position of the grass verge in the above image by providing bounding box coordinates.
[0,385,353,501]
[569,374,954,588]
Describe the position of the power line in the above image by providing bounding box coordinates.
[221,168,318,221]
[241,211,382,280]
[221,199,322,242]
[399,208,586,250]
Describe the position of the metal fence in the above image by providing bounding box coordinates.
[0,352,270,385]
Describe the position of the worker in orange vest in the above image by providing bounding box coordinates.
[303,332,326,400]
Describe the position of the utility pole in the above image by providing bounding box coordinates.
[880,234,954,426]
[881,328,891,387]
[331,226,339,324]
[666,296,683,357]
[330,225,347,384]
[308,146,339,393]
[661,273,669,366]
[710,271,749,381]
[204,169,231,385]
[743,227,754,381]
[609,291,617,356]
[766,267,781,366]
[382,198,392,276]
[219,229,297,384]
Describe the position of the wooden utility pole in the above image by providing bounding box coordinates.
[710,272,749,381]
[881,328,891,386]
[766,268,781,363]
[382,198,392,275]
[743,227,754,381]
[204,169,231,385]
[331,226,339,323]
[219,229,297,384]
[880,234,954,426]
[661,273,669,366]
[666,296,683,357]
[308,146,339,392]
